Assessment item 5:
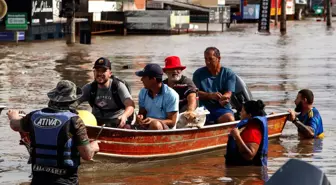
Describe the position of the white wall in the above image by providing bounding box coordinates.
[53,0,67,23]
[89,1,117,12]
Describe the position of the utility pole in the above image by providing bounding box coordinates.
[280,0,286,33]
[275,0,278,26]
[326,0,332,27]
[65,0,76,45]
[66,14,75,45]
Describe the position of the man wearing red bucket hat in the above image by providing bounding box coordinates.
[163,56,198,113]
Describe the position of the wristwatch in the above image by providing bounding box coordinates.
[292,117,299,124]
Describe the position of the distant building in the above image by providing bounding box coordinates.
[190,0,219,7]
[88,0,146,21]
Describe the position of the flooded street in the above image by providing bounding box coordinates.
[1,20,336,185]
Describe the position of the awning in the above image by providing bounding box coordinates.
[156,1,210,12]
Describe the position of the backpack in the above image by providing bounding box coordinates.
[89,75,131,113]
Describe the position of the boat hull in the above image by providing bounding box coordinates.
[18,113,289,161]
[86,112,289,160]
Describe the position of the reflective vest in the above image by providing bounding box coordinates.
[30,110,80,174]
[225,116,268,166]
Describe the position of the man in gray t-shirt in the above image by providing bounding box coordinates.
[77,57,135,128]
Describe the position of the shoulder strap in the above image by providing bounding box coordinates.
[89,81,110,115]
[236,118,249,129]
[111,76,125,109]
[89,81,98,108]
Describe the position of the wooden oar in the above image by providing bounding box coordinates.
[0,105,26,117]
[89,124,105,163]
[95,124,105,141]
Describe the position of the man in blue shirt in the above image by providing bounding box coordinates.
[288,89,324,139]
[135,64,179,130]
[193,47,236,124]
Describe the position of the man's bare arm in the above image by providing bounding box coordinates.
[186,93,197,112]
[74,117,100,160]
[198,91,222,101]
[122,98,135,118]
[293,119,315,138]
[157,111,178,128]
[219,91,233,106]
[77,142,100,161]
[7,110,25,132]
[10,119,25,132]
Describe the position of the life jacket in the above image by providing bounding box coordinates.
[89,75,131,114]
[225,116,268,166]
[298,107,324,139]
[29,109,80,174]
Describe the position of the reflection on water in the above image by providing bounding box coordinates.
[54,51,93,86]
[78,151,267,185]
[1,21,336,184]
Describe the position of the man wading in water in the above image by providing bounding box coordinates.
[7,80,99,185]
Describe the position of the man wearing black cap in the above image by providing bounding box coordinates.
[77,57,135,128]
[135,64,180,130]
[7,80,99,185]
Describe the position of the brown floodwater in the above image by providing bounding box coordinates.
[0,20,336,185]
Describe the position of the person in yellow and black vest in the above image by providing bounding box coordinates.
[288,89,324,139]
[225,100,268,166]
[7,80,100,185]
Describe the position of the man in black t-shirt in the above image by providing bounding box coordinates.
[162,56,198,113]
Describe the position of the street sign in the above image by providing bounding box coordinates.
[258,0,271,33]
[209,6,231,24]
[5,12,28,30]
[219,6,231,23]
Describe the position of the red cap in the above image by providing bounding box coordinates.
[162,56,186,71]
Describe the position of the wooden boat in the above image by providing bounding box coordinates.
[86,112,289,161]
[0,97,289,161]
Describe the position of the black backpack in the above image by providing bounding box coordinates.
[89,75,131,113]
